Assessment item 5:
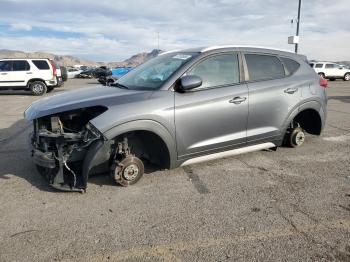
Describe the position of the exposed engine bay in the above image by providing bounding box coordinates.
[29,106,144,192]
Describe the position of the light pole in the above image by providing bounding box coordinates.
[295,0,302,53]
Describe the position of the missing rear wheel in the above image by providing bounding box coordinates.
[289,127,305,148]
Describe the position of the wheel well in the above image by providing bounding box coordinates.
[293,109,322,135]
[115,130,171,171]
[27,78,46,87]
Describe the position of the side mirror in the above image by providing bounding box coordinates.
[179,75,202,91]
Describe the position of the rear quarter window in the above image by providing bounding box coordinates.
[245,54,285,81]
[32,60,50,70]
[315,64,323,68]
[281,57,300,75]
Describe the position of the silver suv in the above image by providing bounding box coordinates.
[24,46,328,192]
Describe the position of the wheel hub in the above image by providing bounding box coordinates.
[295,132,305,145]
[123,164,139,181]
[33,84,43,93]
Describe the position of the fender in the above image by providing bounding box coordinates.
[82,139,113,189]
[103,120,178,169]
[281,99,325,137]
[27,78,46,86]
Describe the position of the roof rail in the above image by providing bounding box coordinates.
[201,45,294,53]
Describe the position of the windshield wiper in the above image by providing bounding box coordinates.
[111,82,129,89]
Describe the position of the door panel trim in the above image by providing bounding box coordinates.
[0,80,25,83]
[181,142,275,166]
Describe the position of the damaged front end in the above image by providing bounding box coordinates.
[29,107,111,192]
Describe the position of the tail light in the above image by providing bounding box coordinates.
[49,60,57,77]
[319,78,328,88]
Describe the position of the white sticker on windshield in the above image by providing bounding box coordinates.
[172,54,192,60]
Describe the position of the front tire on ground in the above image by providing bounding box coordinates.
[30,81,47,96]
[288,127,305,148]
[344,73,350,81]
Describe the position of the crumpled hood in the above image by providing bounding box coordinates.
[24,86,150,121]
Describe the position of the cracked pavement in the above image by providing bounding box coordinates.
[0,79,349,261]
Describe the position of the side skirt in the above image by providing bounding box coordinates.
[180,142,276,167]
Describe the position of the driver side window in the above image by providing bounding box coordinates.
[187,54,240,90]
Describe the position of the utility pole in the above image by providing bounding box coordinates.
[295,0,302,53]
[157,32,160,50]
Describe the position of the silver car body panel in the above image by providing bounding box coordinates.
[24,46,327,191]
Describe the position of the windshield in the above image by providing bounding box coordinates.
[116,52,198,90]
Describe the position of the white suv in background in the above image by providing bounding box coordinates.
[310,62,350,81]
[0,58,58,95]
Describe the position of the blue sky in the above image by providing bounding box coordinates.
[0,0,349,62]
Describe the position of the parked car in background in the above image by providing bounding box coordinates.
[311,62,350,81]
[0,58,58,95]
[24,46,327,192]
[98,67,133,85]
[76,69,94,78]
[67,68,82,78]
[112,67,133,78]
[93,66,111,79]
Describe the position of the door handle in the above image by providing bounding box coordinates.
[229,96,247,104]
[26,72,33,74]
[284,88,298,94]
[0,73,7,75]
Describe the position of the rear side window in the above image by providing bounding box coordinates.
[325,64,335,69]
[281,57,300,75]
[32,60,50,70]
[315,63,323,68]
[245,54,285,81]
[0,61,12,71]
[12,60,30,71]
[188,53,240,89]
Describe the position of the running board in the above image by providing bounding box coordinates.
[180,142,276,166]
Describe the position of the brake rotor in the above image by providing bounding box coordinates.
[113,155,144,186]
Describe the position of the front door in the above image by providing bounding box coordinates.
[0,60,13,87]
[175,53,248,158]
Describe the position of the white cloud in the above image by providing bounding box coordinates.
[0,0,349,61]
[9,23,32,31]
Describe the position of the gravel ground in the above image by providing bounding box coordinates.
[0,79,349,261]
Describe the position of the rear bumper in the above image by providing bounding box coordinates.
[45,79,58,87]
[55,77,64,87]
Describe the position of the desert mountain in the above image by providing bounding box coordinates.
[107,49,163,67]
[0,49,164,68]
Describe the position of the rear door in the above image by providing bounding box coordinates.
[175,53,248,158]
[11,60,31,86]
[324,63,338,77]
[244,53,301,143]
